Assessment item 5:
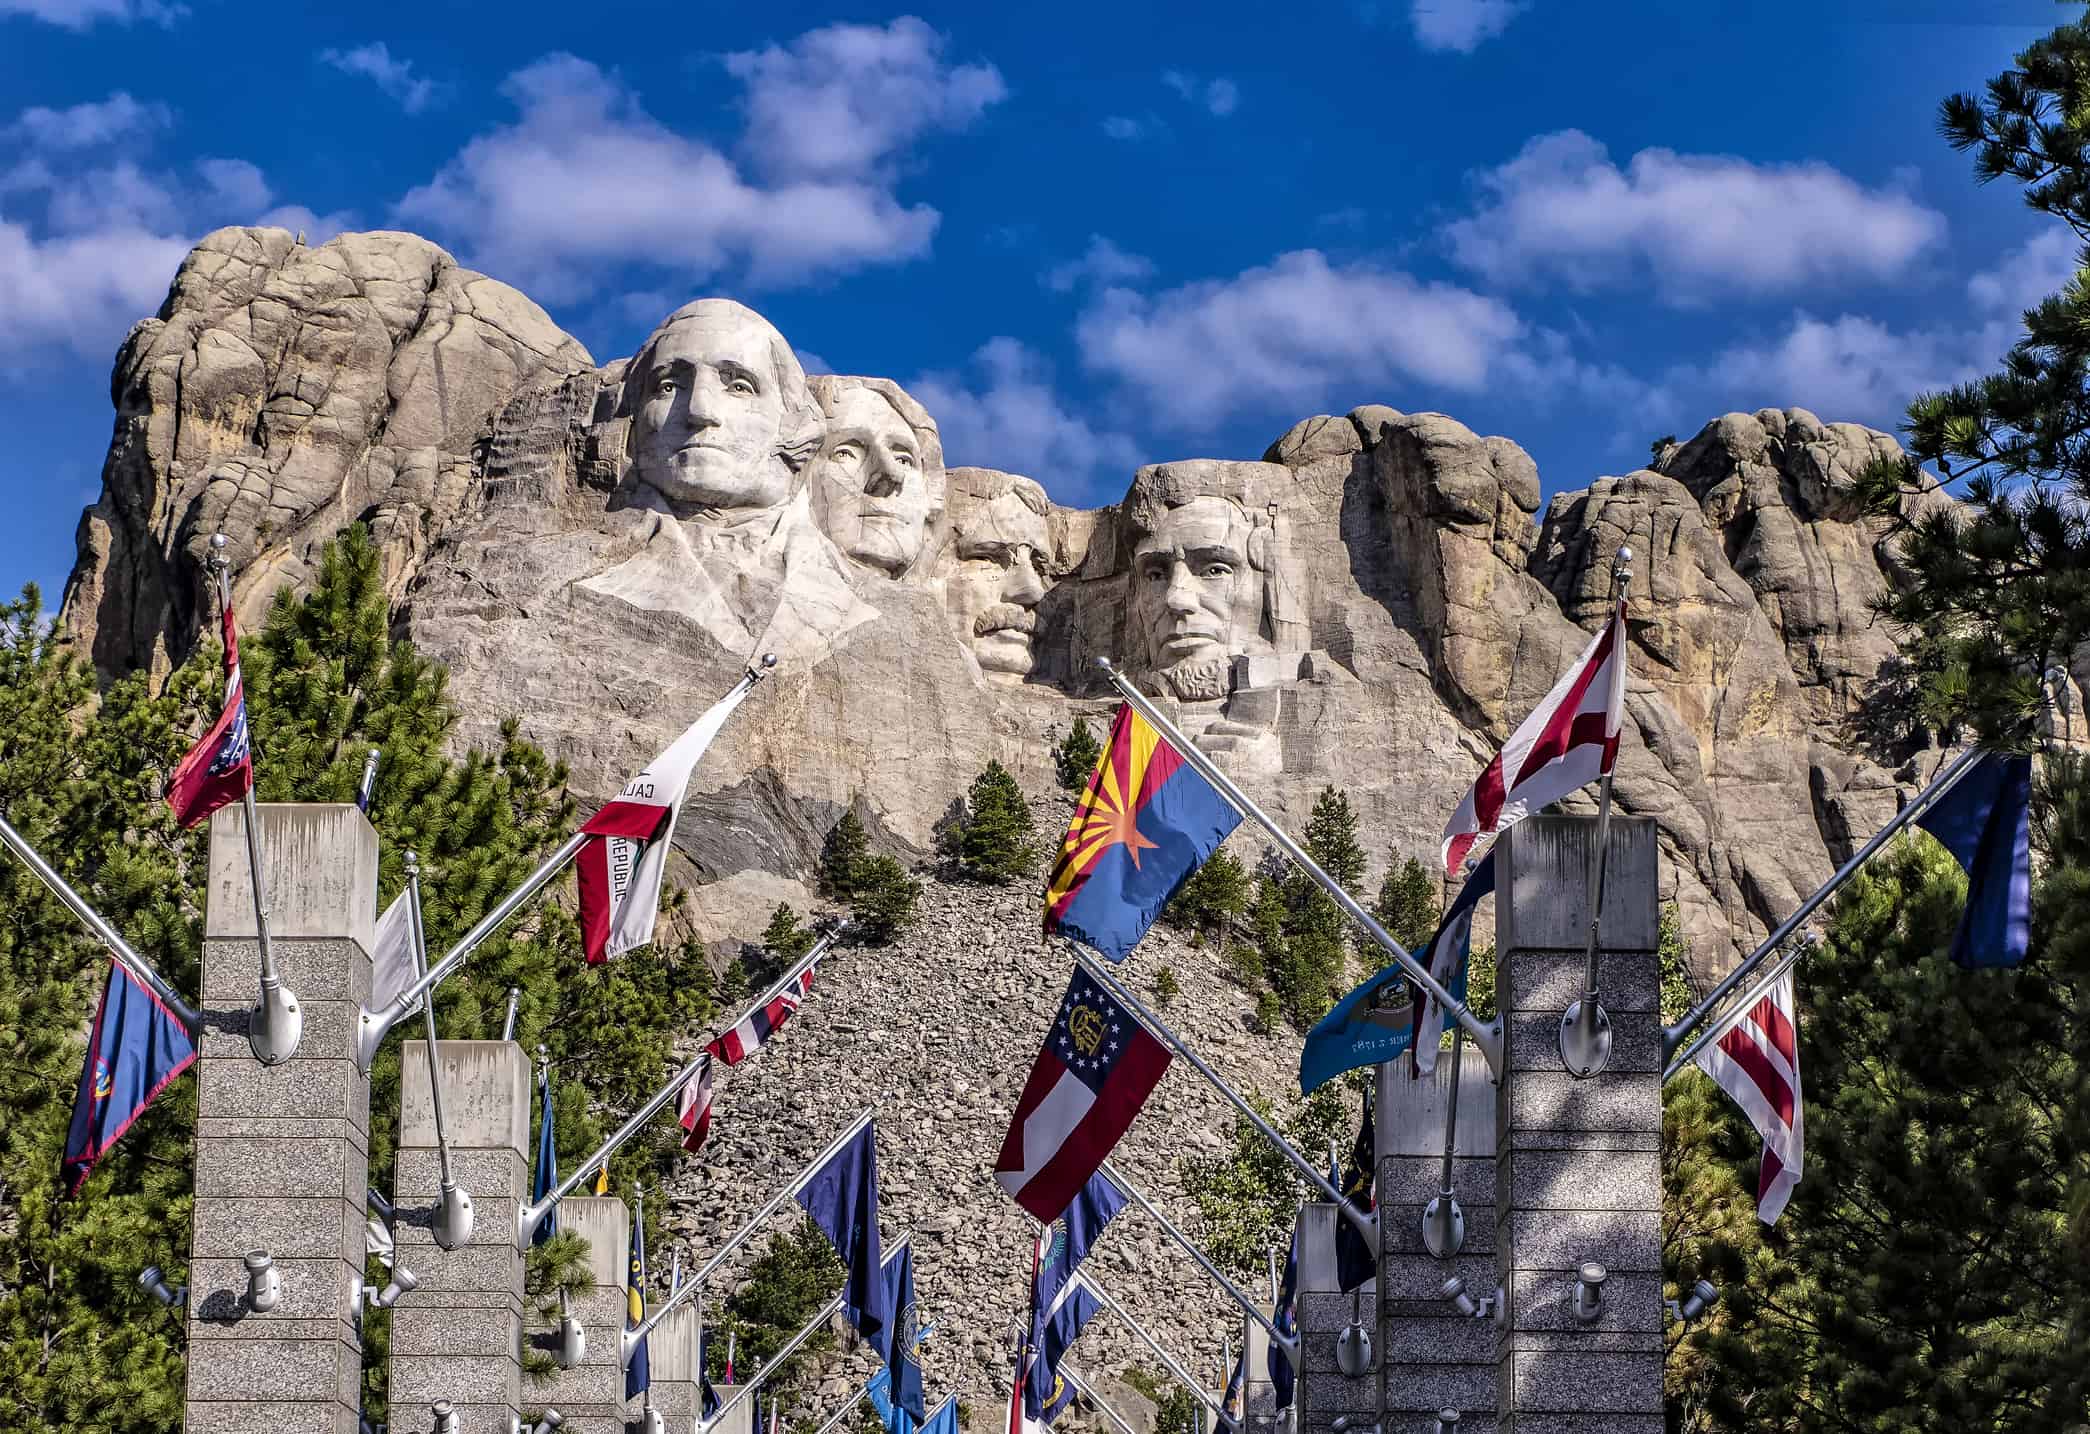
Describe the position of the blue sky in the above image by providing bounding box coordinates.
[0,0,2074,602]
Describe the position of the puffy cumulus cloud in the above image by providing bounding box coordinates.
[1410,0,1525,52]
[319,42,444,115]
[1073,249,1543,430]
[1444,130,1946,304]
[0,220,191,361]
[4,92,168,150]
[0,0,183,27]
[909,337,1142,491]
[1162,70,1239,116]
[724,16,1005,183]
[395,49,991,302]
[1100,115,1148,141]
[1044,235,1155,294]
[1965,224,2079,317]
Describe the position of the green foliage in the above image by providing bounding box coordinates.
[944,760,1037,883]
[1154,965,1181,1004]
[1164,845,1250,943]
[1268,896,1344,1028]
[819,806,871,900]
[1123,1366,1198,1434]
[1052,717,1103,792]
[1251,987,1282,1035]
[712,1218,843,1398]
[1464,942,1496,1022]
[1300,786,1366,896]
[1650,434,1677,464]
[736,903,815,993]
[1658,903,1697,1025]
[1179,1087,1349,1278]
[848,854,921,944]
[1373,854,1439,952]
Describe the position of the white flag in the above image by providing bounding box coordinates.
[370,891,421,1018]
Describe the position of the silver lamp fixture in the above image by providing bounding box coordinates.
[554,1288,586,1370]
[431,1401,460,1434]
[1572,1262,1607,1323]
[1334,1283,1374,1377]
[1667,1279,1720,1324]
[243,1249,280,1312]
[1440,1275,1505,1327]
[137,1265,187,1310]
[1435,1413,1461,1434]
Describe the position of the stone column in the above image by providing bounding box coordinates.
[188,803,379,1434]
[537,1195,632,1429]
[1494,815,1663,1433]
[644,1305,702,1433]
[390,1040,532,1434]
[1377,1047,1498,1432]
[1289,1203,1373,1434]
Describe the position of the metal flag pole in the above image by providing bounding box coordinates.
[1078,1271,1236,1434]
[0,811,202,1036]
[699,1235,913,1434]
[1098,1159,1298,1359]
[1267,1246,1279,1304]
[1659,743,1989,1063]
[356,748,381,813]
[809,1381,871,1434]
[1558,545,1632,1080]
[1663,933,1816,1084]
[406,852,473,1248]
[628,1103,878,1357]
[501,986,522,1042]
[1062,1364,1137,1434]
[1075,952,1376,1248]
[636,1188,655,1428]
[1095,657,1503,1079]
[356,656,778,1072]
[211,537,302,1065]
[1421,1033,1465,1259]
[524,928,842,1252]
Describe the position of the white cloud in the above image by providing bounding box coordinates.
[1101,115,1146,141]
[5,92,168,149]
[0,0,183,27]
[909,337,1142,487]
[1444,129,1946,304]
[0,220,190,361]
[395,50,986,302]
[320,42,443,115]
[1161,70,1238,117]
[1044,235,1155,293]
[1410,0,1525,52]
[258,204,357,246]
[723,17,1005,182]
[1965,224,2078,316]
[1073,248,1542,430]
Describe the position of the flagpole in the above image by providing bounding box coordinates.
[1556,547,1632,1080]
[1659,743,1989,1063]
[357,656,778,1072]
[1420,1034,1465,1259]
[1663,933,1814,1084]
[699,1236,913,1434]
[0,811,202,1036]
[1062,1365,1136,1434]
[809,1383,870,1434]
[629,1104,878,1355]
[405,851,474,1249]
[1098,1159,1297,1358]
[1095,658,1504,1080]
[209,538,303,1066]
[525,929,843,1252]
[637,1187,654,1423]
[1075,952,1377,1248]
[1078,1271,1236,1434]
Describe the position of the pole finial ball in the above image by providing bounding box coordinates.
[760,653,778,669]
[1615,545,1632,566]
[1096,656,1115,672]
[210,532,228,552]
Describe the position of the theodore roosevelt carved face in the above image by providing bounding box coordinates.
[946,471,1052,681]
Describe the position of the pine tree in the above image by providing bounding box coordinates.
[1300,786,1367,896]
[743,903,815,990]
[1052,717,1103,792]
[1178,1087,1347,1278]
[1164,846,1250,942]
[848,854,921,944]
[714,1217,844,1398]
[947,760,1037,883]
[1374,855,1438,952]
[819,806,871,900]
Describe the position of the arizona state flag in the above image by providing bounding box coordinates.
[1043,703,1240,959]
[62,959,197,1193]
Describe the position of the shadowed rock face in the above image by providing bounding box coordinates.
[60,228,1941,983]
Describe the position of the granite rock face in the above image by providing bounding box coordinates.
[60,228,1938,985]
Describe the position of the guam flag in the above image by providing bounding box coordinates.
[1043,702,1241,960]
[62,959,198,1193]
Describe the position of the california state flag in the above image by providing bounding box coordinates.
[1441,595,1626,875]
[577,675,758,963]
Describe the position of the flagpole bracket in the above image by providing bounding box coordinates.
[354,1003,393,1075]
[249,975,302,1066]
[1557,996,1612,1079]
[433,1181,475,1251]
[1420,1193,1465,1260]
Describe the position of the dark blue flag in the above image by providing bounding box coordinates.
[1268,1223,1299,1410]
[625,1210,650,1399]
[1914,751,2033,968]
[62,959,196,1193]
[1300,853,1493,1094]
[880,1241,927,1423]
[1025,1276,1101,1424]
[920,1397,958,1434]
[1035,1171,1126,1322]
[798,1122,892,1348]
[1333,1093,1375,1293]
[531,1061,558,1246]
[695,1327,720,1418]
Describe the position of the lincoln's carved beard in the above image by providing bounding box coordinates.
[1161,657,1231,702]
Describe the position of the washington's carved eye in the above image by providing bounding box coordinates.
[832,443,863,465]
[893,450,917,468]
[652,376,677,396]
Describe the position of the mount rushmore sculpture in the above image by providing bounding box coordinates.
[60,227,1943,976]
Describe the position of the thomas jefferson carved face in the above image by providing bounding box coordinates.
[628,301,811,514]
[1130,495,1270,698]
[948,478,1052,681]
[810,386,936,576]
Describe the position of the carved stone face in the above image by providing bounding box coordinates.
[1131,495,1268,689]
[630,305,794,512]
[949,484,1051,680]
[811,387,933,575]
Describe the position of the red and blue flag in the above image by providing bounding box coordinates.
[1043,703,1241,960]
[166,601,252,829]
[709,964,816,1065]
[62,959,197,1193]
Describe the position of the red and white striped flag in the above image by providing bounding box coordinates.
[1440,596,1626,875]
[577,679,756,964]
[708,964,817,1065]
[676,1056,714,1154]
[1694,967,1804,1224]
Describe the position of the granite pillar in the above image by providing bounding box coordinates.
[187,803,380,1434]
[1289,1203,1373,1434]
[538,1195,633,1431]
[1494,815,1663,1434]
[389,1040,532,1434]
[642,1304,701,1434]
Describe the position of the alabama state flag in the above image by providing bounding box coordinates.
[1043,703,1241,960]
